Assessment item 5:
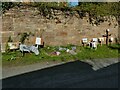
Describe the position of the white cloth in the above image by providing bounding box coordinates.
[20,44,30,52]
[29,46,39,55]
[20,44,39,55]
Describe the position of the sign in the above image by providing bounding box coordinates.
[110,37,114,41]
[98,37,104,41]
[82,38,87,43]
[92,38,98,42]
[8,42,19,50]
[35,37,41,45]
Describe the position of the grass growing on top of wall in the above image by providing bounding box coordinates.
[2,44,119,67]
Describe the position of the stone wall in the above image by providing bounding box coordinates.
[1,6,118,52]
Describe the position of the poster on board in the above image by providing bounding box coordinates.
[82,38,87,43]
[93,38,98,42]
[35,37,41,45]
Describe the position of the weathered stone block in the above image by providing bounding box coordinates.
[56,31,68,37]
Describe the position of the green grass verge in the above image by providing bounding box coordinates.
[2,44,119,67]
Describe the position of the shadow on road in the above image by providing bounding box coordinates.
[2,60,119,88]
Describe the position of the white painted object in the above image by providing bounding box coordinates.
[110,37,114,41]
[20,44,39,55]
[35,37,41,45]
[20,44,30,52]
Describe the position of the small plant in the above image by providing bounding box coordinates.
[8,36,13,42]
[5,36,13,53]
[61,57,65,62]
[19,32,29,44]
[5,43,10,53]
[53,59,56,62]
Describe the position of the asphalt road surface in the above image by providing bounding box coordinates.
[2,61,119,88]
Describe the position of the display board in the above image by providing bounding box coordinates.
[35,37,41,45]
[93,38,98,42]
[82,38,88,43]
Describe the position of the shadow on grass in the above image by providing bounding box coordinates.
[108,44,120,50]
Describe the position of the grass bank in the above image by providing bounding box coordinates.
[2,44,119,67]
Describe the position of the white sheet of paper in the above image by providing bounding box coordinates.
[110,37,114,41]
[35,37,41,45]
[82,38,87,43]
[98,37,104,41]
[93,38,98,42]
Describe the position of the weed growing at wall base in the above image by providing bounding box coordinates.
[2,44,119,67]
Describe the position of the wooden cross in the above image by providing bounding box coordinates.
[102,29,111,45]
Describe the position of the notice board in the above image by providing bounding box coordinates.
[35,37,41,45]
